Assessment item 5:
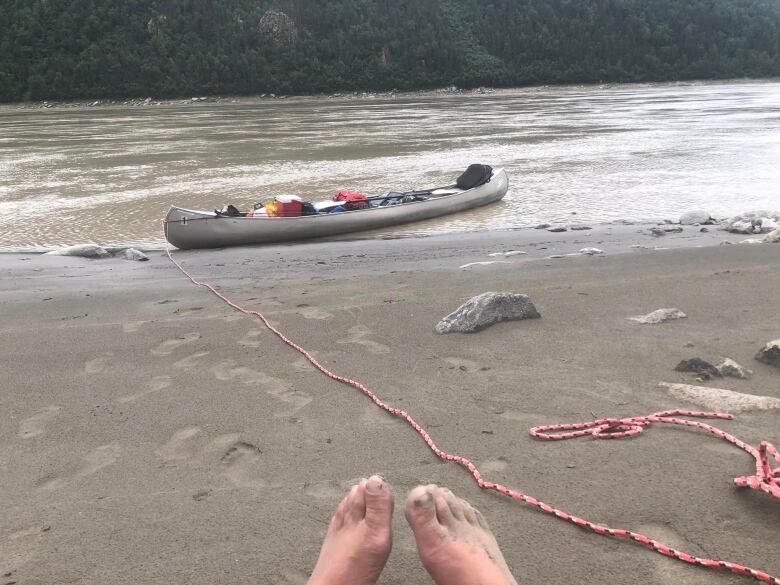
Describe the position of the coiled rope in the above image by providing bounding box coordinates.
[163,226,779,584]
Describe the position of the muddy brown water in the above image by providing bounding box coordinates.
[1,80,779,250]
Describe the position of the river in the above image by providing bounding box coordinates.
[1,80,778,251]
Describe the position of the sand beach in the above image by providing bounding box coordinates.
[2,224,779,584]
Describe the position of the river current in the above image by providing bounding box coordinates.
[1,80,778,250]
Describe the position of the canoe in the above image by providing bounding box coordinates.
[164,168,508,249]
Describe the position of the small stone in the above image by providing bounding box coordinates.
[547,226,567,232]
[650,226,683,236]
[570,225,592,230]
[435,292,541,334]
[716,358,753,379]
[659,382,780,412]
[739,238,763,244]
[675,358,720,378]
[535,223,551,229]
[123,248,149,261]
[578,247,604,255]
[699,227,709,232]
[627,308,686,325]
[755,339,780,368]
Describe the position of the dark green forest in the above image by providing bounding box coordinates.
[1,0,780,102]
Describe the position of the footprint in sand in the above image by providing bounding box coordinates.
[238,329,264,348]
[38,443,121,491]
[85,352,113,374]
[337,325,390,355]
[3,525,47,573]
[117,376,172,404]
[173,351,211,370]
[156,427,204,463]
[211,360,312,417]
[303,479,355,500]
[298,306,334,320]
[155,430,265,489]
[19,406,61,439]
[220,441,265,488]
[123,320,146,333]
[150,332,201,356]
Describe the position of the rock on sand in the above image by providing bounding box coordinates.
[679,210,713,225]
[627,308,686,324]
[659,382,780,413]
[123,248,149,261]
[45,244,110,258]
[716,358,753,379]
[755,339,780,368]
[722,211,780,234]
[436,292,540,334]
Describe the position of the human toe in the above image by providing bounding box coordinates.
[363,474,394,529]
[405,484,439,528]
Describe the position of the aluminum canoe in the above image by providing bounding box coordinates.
[164,168,508,249]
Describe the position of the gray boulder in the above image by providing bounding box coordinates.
[436,292,540,334]
[755,339,780,368]
[679,210,712,225]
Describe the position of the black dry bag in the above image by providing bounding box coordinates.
[455,164,493,189]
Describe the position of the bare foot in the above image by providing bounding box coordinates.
[405,484,517,585]
[308,475,394,585]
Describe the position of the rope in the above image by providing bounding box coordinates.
[531,413,780,499]
[162,223,779,584]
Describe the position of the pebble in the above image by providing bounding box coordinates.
[547,226,567,232]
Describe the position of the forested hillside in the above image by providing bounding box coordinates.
[2,0,780,102]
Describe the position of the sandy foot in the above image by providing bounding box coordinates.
[308,475,393,585]
[405,484,518,585]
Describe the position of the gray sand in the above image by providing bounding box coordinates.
[2,226,779,584]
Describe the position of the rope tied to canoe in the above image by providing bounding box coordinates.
[162,225,779,584]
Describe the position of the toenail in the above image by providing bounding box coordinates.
[366,475,384,494]
[413,493,433,508]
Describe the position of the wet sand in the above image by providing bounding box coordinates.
[2,226,779,585]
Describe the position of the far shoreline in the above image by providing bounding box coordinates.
[3,76,779,111]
